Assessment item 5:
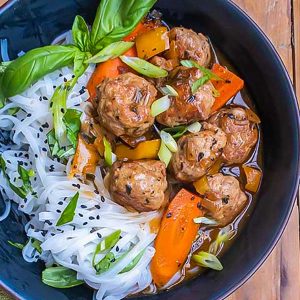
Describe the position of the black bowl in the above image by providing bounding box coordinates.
[0,0,299,300]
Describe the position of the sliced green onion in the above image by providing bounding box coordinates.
[159,85,179,97]
[103,137,116,167]
[191,74,210,94]
[163,125,188,139]
[160,130,178,153]
[180,60,195,68]
[31,238,42,254]
[93,230,121,266]
[95,252,116,274]
[120,249,145,273]
[187,122,202,133]
[209,226,235,255]
[8,240,24,250]
[120,56,168,78]
[56,192,79,226]
[158,140,172,167]
[193,217,218,225]
[42,266,83,288]
[151,95,170,117]
[192,251,223,271]
[86,41,134,64]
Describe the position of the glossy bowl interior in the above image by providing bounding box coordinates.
[0,1,299,300]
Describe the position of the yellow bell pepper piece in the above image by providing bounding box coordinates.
[243,165,262,193]
[136,26,170,60]
[115,139,161,160]
[193,176,210,195]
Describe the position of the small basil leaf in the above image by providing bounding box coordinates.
[90,0,157,52]
[2,45,77,98]
[8,182,27,199]
[63,109,82,148]
[73,50,89,78]
[120,249,145,273]
[8,240,24,250]
[18,164,33,192]
[86,41,134,64]
[120,56,168,78]
[72,15,91,52]
[42,266,83,289]
[93,230,121,266]
[56,192,79,226]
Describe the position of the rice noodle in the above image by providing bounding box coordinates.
[0,63,159,299]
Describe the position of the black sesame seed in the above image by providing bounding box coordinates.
[81,205,87,209]
[59,73,63,77]
[125,184,132,195]
[25,154,29,159]
[19,161,24,166]
[42,147,47,152]
[43,96,48,100]
[83,222,88,226]
[42,122,49,128]
[56,209,61,213]
[63,77,67,82]
[95,205,100,209]
[27,113,32,117]
[50,102,53,108]
[96,215,100,220]
[7,160,11,164]
[72,183,80,189]
[97,233,102,239]
[51,233,55,236]
[198,152,204,161]
[94,190,99,195]
[166,212,172,218]
[39,128,43,133]
[37,133,40,138]
[60,108,65,114]
[89,216,95,220]
[222,196,229,204]
[58,201,63,205]
[100,196,105,202]
[116,246,119,252]
[79,213,83,217]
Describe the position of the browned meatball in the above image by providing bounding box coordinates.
[202,173,247,226]
[97,73,157,138]
[109,160,168,212]
[170,123,227,182]
[208,107,259,164]
[156,67,215,127]
[167,27,211,67]
[149,56,179,72]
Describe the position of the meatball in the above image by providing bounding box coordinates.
[156,67,215,127]
[167,27,211,67]
[202,173,247,226]
[97,73,157,138]
[170,123,227,182]
[149,56,179,72]
[109,160,168,212]
[208,107,258,164]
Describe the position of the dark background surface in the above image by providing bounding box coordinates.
[0,0,299,300]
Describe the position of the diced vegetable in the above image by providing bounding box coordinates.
[243,165,262,193]
[136,26,169,60]
[56,192,79,226]
[42,266,83,288]
[151,95,171,117]
[115,139,161,160]
[151,189,203,286]
[120,56,168,78]
[211,63,244,112]
[193,175,210,195]
[103,137,117,167]
[187,122,202,133]
[158,140,172,167]
[207,158,223,175]
[86,47,137,101]
[192,251,223,271]
[160,131,178,153]
[86,41,134,64]
[70,135,100,177]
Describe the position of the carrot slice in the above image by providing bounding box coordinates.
[243,165,262,193]
[151,189,203,287]
[211,64,244,112]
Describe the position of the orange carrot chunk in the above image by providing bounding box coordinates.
[211,63,244,112]
[151,189,204,287]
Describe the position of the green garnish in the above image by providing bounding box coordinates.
[150,95,171,117]
[103,137,116,167]
[56,192,79,226]
[192,251,223,271]
[8,240,25,250]
[209,226,235,255]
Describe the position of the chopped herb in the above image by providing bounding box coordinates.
[56,192,79,226]
[8,240,24,250]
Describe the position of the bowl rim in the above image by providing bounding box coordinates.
[0,0,299,299]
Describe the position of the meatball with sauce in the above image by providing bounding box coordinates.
[156,67,215,127]
[109,160,168,212]
[97,73,157,138]
[167,27,211,67]
[208,107,259,164]
[170,123,227,182]
[202,173,248,226]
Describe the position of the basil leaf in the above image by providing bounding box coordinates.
[93,230,121,266]
[42,266,83,289]
[56,192,79,226]
[120,56,168,78]
[8,240,24,250]
[103,137,116,167]
[86,41,134,64]
[47,129,60,157]
[2,45,77,98]
[63,109,82,148]
[73,50,89,79]
[31,238,42,254]
[90,0,157,52]
[72,15,91,52]
[18,164,34,192]
[120,249,145,273]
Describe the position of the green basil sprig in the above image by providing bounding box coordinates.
[1,45,77,98]
[72,16,91,52]
[56,192,79,226]
[63,109,82,149]
[90,0,157,51]
[42,266,83,288]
